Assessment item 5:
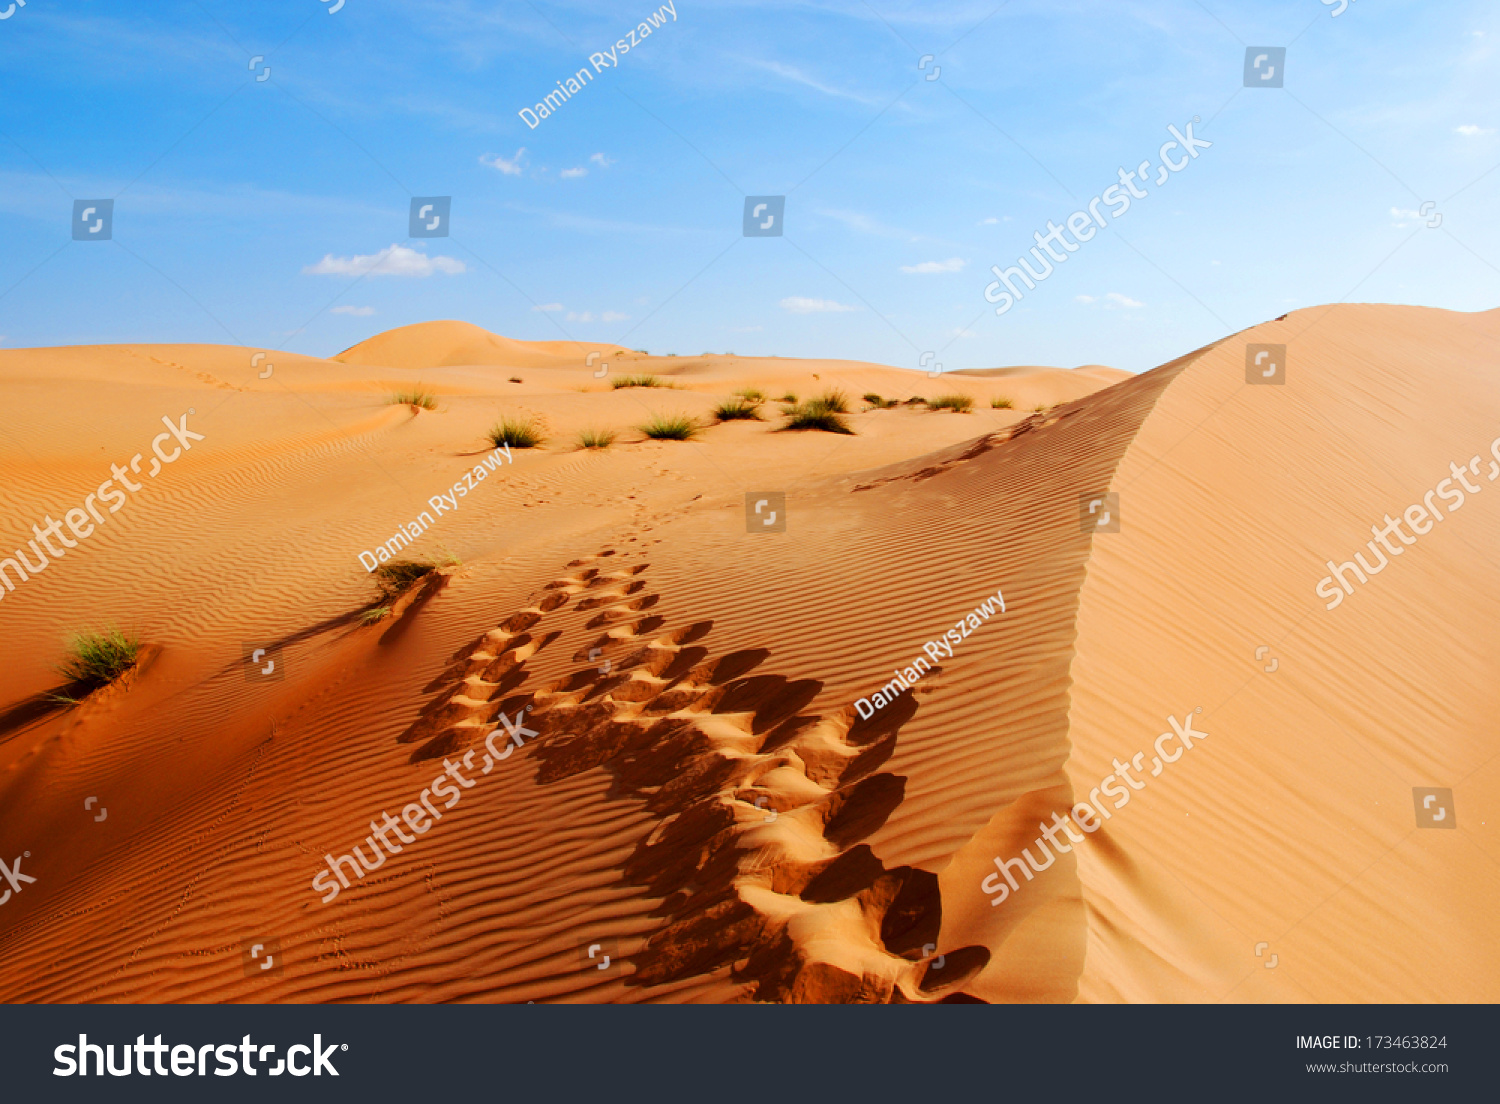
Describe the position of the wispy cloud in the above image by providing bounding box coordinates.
[780,296,857,314]
[900,257,965,274]
[590,152,614,167]
[532,302,563,312]
[561,167,588,179]
[330,305,376,316]
[1456,124,1494,136]
[601,310,628,321]
[1077,292,1143,308]
[480,148,527,175]
[741,58,882,105]
[304,244,465,277]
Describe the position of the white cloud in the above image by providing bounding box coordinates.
[1456,124,1494,136]
[979,217,998,225]
[900,257,966,274]
[589,152,614,167]
[303,244,465,278]
[779,296,857,314]
[601,310,628,321]
[532,302,563,312]
[566,310,593,322]
[331,305,376,316]
[561,167,588,179]
[742,58,881,105]
[480,148,527,175]
[1078,293,1144,308]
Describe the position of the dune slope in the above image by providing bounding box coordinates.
[0,307,1495,1004]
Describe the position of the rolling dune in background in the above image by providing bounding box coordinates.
[0,308,1495,1004]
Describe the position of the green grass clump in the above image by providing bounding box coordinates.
[1031,403,1049,413]
[782,391,853,434]
[389,387,437,410]
[57,629,141,693]
[375,560,436,601]
[733,387,765,403]
[714,397,763,422]
[578,427,617,449]
[991,396,1014,409]
[904,396,927,406]
[487,416,544,449]
[640,413,700,440]
[779,392,797,404]
[929,393,974,413]
[862,392,899,409]
[612,374,664,389]
[360,607,391,625]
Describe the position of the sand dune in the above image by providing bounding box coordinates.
[0,308,1495,1004]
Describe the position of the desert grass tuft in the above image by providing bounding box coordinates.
[733,387,765,403]
[640,413,700,440]
[375,559,436,601]
[990,396,1014,409]
[713,397,763,422]
[782,392,853,434]
[56,628,141,693]
[577,427,617,449]
[929,393,974,413]
[613,374,663,389]
[360,607,392,625]
[487,416,543,448]
[389,386,437,410]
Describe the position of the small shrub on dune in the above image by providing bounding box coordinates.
[904,396,927,406]
[57,628,141,694]
[713,397,763,422]
[488,417,543,449]
[613,374,663,389]
[640,413,700,440]
[779,392,797,404]
[991,396,1014,409]
[389,387,437,410]
[1031,403,1049,413]
[782,393,853,434]
[810,388,849,413]
[361,607,391,625]
[733,387,765,403]
[929,393,974,413]
[862,393,898,409]
[578,427,617,449]
[375,559,436,602]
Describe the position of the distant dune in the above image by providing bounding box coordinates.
[0,306,1496,1004]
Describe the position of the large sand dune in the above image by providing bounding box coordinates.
[0,308,1495,1003]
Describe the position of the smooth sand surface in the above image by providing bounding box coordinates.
[0,308,1494,1003]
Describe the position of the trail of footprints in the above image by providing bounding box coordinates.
[399,552,990,1003]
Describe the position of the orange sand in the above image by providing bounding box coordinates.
[0,308,1494,1003]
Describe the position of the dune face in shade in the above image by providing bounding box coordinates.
[1,306,1498,1007]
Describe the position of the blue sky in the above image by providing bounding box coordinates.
[0,0,1496,373]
